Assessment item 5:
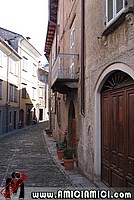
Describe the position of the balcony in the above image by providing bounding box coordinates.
[51,53,79,93]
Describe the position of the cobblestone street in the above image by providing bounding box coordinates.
[0,122,96,199]
[0,122,73,188]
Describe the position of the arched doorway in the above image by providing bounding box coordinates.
[68,101,77,158]
[101,70,134,187]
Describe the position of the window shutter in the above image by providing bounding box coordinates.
[108,0,113,22]
[116,0,124,13]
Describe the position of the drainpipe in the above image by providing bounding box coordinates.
[6,55,10,133]
[6,51,14,132]
[18,37,24,125]
[81,0,85,116]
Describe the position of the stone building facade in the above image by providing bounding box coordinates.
[45,0,134,189]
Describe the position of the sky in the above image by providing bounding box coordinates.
[0,0,48,60]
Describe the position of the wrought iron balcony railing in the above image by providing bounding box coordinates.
[51,53,79,87]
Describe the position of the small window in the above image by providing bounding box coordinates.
[14,86,18,102]
[40,73,44,81]
[33,63,37,77]
[106,0,125,25]
[22,56,28,72]
[39,87,43,98]
[15,63,19,76]
[9,84,14,102]
[32,87,36,100]
[22,84,27,99]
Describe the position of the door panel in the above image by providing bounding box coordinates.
[101,87,134,188]
[126,89,134,186]
[111,91,125,187]
[101,93,111,186]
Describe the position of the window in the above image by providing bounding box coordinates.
[0,80,2,99]
[22,84,27,99]
[10,60,13,73]
[10,60,18,75]
[40,73,44,81]
[22,56,28,71]
[33,63,37,77]
[15,63,19,76]
[39,87,43,98]
[32,87,36,100]
[106,0,125,25]
[9,84,14,101]
[14,86,18,102]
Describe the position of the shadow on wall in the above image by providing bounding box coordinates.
[0,80,37,134]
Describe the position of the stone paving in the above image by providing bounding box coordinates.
[0,122,99,200]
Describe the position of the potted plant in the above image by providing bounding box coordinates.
[63,148,74,170]
[56,136,67,160]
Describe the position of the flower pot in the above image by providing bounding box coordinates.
[64,159,74,170]
[57,150,64,160]
[45,130,52,137]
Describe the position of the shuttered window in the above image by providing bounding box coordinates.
[106,0,125,25]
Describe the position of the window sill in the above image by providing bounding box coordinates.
[102,7,133,36]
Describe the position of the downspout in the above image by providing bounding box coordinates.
[81,0,85,116]
[18,37,24,126]
[6,55,10,133]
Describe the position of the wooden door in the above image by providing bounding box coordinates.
[101,87,134,188]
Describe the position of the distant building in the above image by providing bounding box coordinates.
[0,27,49,133]
[37,63,49,122]
[0,37,21,133]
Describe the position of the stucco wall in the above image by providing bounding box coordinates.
[77,0,134,182]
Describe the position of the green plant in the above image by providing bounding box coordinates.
[56,136,67,151]
[63,148,74,159]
